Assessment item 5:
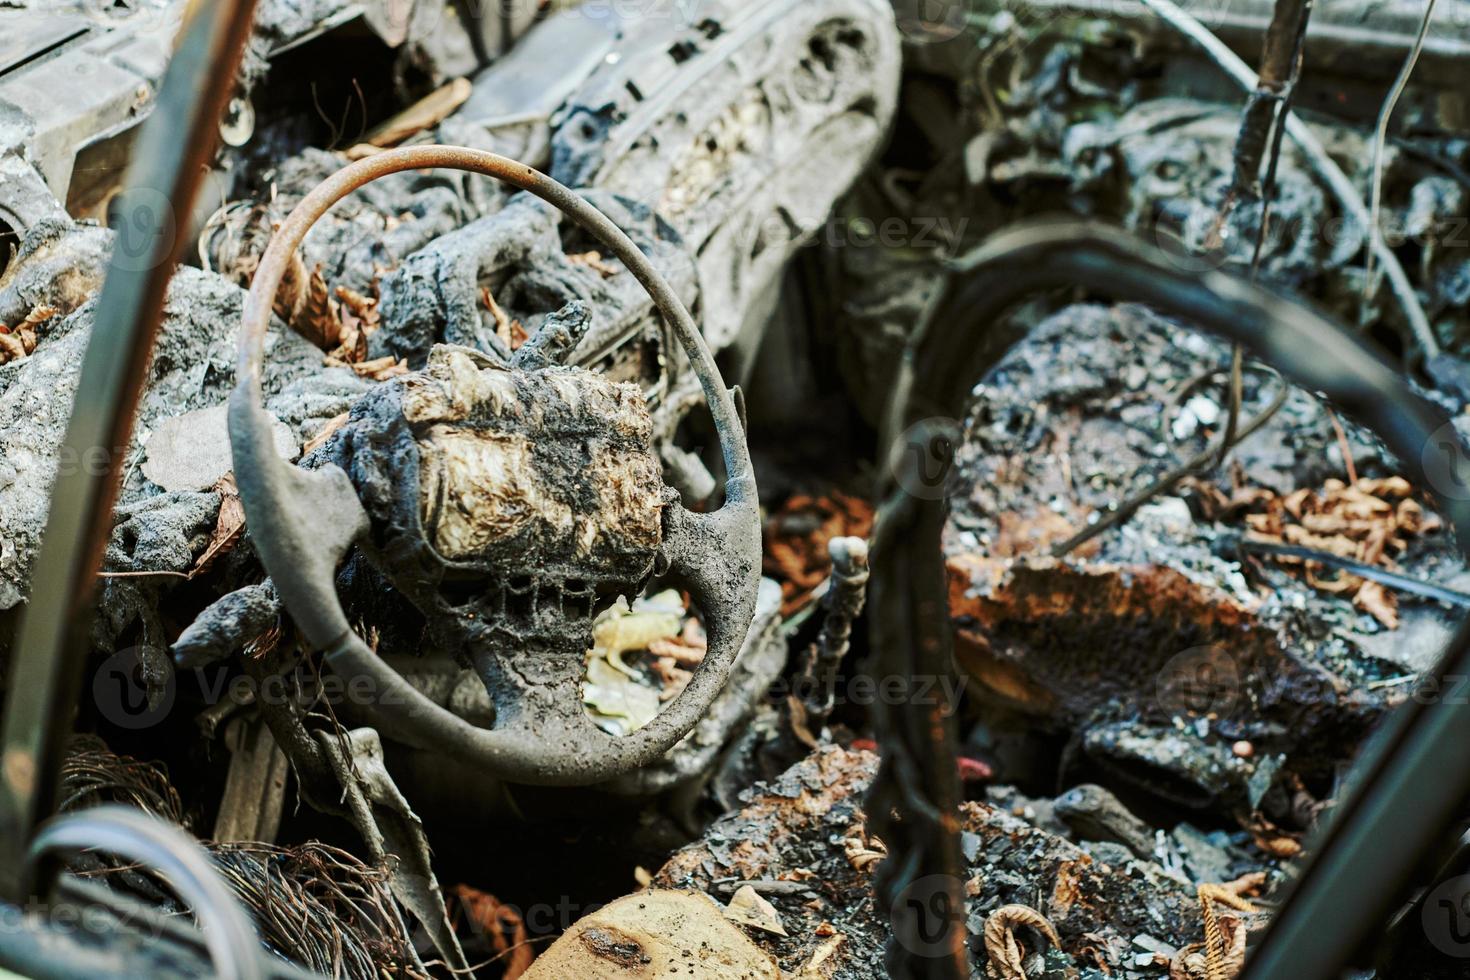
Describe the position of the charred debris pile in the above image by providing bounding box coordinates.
[0,0,1469,977]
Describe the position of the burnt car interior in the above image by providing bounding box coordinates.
[1,1,1470,978]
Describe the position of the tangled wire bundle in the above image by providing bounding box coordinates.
[60,737,421,978]
[59,734,185,825]
[207,842,425,980]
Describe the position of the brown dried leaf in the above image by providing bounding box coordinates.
[451,884,533,980]
[335,284,381,331]
[481,285,514,350]
[568,250,620,278]
[647,637,706,666]
[348,355,409,381]
[0,330,26,364]
[651,656,692,702]
[1198,884,1256,980]
[190,474,246,579]
[1219,871,1267,899]
[763,491,875,615]
[295,264,341,350]
[1251,831,1303,860]
[841,825,887,873]
[983,905,1061,980]
[22,304,57,329]
[1281,488,1312,519]
[723,884,787,937]
[273,247,308,324]
[1354,580,1399,630]
[1359,476,1412,499]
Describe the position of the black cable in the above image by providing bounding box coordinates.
[1224,533,1470,609]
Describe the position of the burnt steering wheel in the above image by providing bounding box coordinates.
[230,146,761,786]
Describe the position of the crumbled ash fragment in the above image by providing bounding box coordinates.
[944,302,1458,812]
[656,747,1205,978]
[0,267,324,612]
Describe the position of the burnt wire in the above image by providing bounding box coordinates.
[873,219,1470,980]
[85,840,426,980]
[206,842,427,980]
[58,735,184,826]
[1056,0,1316,559]
[56,737,424,978]
[1051,364,1290,557]
[1363,0,1442,322]
[1136,0,1438,359]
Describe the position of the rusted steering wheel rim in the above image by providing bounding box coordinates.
[230,145,761,786]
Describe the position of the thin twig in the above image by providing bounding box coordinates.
[96,569,190,579]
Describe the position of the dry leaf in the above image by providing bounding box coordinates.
[0,330,26,364]
[983,905,1061,980]
[647,636,706,666]
[190,474,246,579]
[481,285,528,350]
[841,825,887,872]
[336,284,380,329]
[1198,884,1256,980]
[797,933,846,977]
[0,303,56,364]
[764,491,875,615]
[1354,580,1399,630]
[296,264,339,349]
[1223,476,1440,630]
[723,885,787,937]
[273,247,308,324]
[568,250,620,278]
[348,356,409,381]
[451,884,533,980]
[1218,872,1266,899]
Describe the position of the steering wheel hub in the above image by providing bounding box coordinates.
[231,146,761,785]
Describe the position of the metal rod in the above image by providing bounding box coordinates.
[1137,0,1439,359]
[0,0,260,899]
